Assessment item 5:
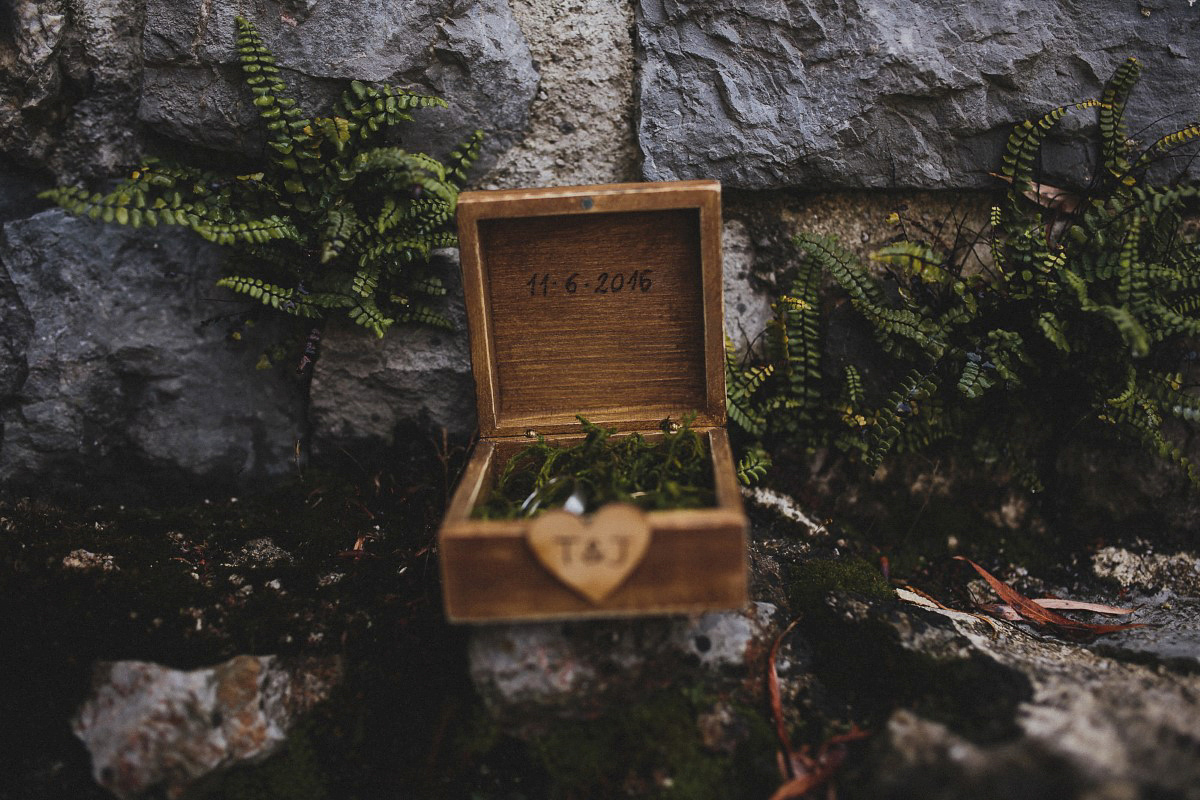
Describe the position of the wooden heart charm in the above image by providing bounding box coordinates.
[527,504,652,604]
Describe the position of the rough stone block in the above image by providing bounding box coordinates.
[637,0,1200,189]
[139,0,539,175]
[0,211,305,490]
[74,655,340,800]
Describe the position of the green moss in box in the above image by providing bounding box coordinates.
[474,415,715,520]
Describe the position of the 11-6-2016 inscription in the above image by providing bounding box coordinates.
[526,269,654,297]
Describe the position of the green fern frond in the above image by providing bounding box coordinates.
[235,17,304,161]
[984,329,1028,385]
[1115,214,1145,305]
[217,275,293,310]
[397,305,454,329]
[297,292,355,310]
[376,198,453,235]
[194,216,300,245]
[320,206,359,264]
[1097,305,1151,357]
[794,233,886,308]
[725,338,772,437]
[444,129,485,187]
[351,265,379,298]
[358,237,432,268]
[1136,123,1200,167]
[408,275,448,297]
[348,299,394,338]
[777,257,823,421]
[735,444,772,485]
[956,359,995,398]
[1099,56,1140,177]
[870,242,950,285]
[865,370,938,472]
[840,365,865,408]
[1037,311,1071,352]
[337,81,447,139]
[1001,99,1101,193]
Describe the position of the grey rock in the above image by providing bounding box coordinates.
[1089,547,1200,671]
[0,169,49,226]
[870,710,1130,800]
[834,590,1200,799]
[468,601,788,734]
[140,0,538,174]
[0,245,33,402]
[62,549,118,572]
[1092,591,1200,673]
[308,250,476,446]
[1093,545,1200,596]
[0,0,145,181]
[0,210,305,490]
[73,654,341,800]
[722,218,772,354]
[137,64,271,155]
[224,537,296,569]
[484,0,640,188]
[637,0,1200,189]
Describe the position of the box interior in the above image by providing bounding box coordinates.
[470,429,719,519]
[456,182,727,438]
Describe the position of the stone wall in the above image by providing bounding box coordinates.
[1,0,1197,490]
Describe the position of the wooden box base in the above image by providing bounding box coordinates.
[439,428,747,623]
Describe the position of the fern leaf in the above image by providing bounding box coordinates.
[358,237,432,268]
[320,206,359,264]
[735,444,772,485]
[235,17,304,163]
[957,359,995,398]
[193,215,300,246]
[865,370,938,472]
[348,299,394,337]
[408,275,448,297]
[1002,99,1101,194]
[397,305,453,329]
[1037,311,1071,352]
[1099,57,1140,177]
[444,129,485,188]
[217,275,293,310]
[870,242,950,285]
[351,265,379,298]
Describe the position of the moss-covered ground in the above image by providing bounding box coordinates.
[1,429,1178,799]
[0,427,782,800]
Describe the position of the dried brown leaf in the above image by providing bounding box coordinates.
[1030,598,1135,615]
[955,557,1147,639]
[768,619,868,798]
[768,728,869,800]
[768,618,803,777]
[983,599,1135,620]
[980,603,1023,622]
[898,587,1007,634]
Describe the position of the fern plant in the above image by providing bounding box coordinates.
[42,16,482,343]
[730,57,1200,491]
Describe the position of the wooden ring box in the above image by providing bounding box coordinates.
[439,180,748,622]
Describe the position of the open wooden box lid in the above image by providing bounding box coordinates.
[456,181,726,439]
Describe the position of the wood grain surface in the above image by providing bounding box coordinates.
[481,209,706,421]
[441,428,747,622]
[441,181,747,623]
[457,181,726,438]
